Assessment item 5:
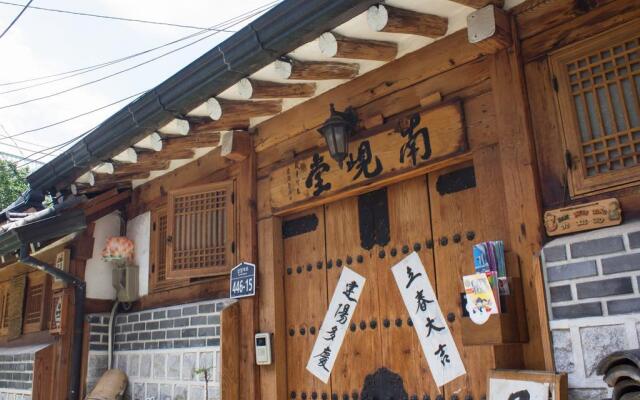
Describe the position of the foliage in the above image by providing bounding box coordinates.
[0,160,28,210]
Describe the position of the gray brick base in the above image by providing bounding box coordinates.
[0,352,35,400]
[542,221,640,397]
[86,299,230,400]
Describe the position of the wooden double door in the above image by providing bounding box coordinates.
[283,160,519,400]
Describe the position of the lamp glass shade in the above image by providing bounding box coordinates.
[317,105,356,167]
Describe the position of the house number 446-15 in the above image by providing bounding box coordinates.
[230,262,256,299]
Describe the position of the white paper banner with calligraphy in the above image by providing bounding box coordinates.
[391,252,466,387]
[306,267,366,383]
[489,378,549,400]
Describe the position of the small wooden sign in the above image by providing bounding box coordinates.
[270,101,467,212]
[49,291,68,335]
[53,249,70,290]
[544,198,622,237]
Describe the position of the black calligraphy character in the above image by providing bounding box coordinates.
[342,280,359,302]
[334,303,351,325]
[434,344,450,366]
[346,140,383,180]
[314,346,332,373]
[405,266,422,289]
[415,290,434,313]
[325,326,338,341]
[305,153,332,197]
[508,391,531,400]
[399,113,432,166]
[425,316,445,337]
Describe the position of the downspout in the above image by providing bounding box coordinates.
[20,245,86,400]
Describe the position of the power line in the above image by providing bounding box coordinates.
[0,3,275,108]
[0,1,279,87]
[2,90,148,140]
[0,1,237,32]
[0,0,32,40]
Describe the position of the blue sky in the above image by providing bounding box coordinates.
[0,0,274,169]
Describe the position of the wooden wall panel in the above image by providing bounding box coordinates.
[324,197,381,397]
[32,345,54,400]
[428,155,509,400]
[382,177,438,399]
[283,208,330,397]
[221,302,240,400]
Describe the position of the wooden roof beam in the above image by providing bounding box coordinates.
[189,116,250,134]
[367,5,448,38]
[189,98,282,121]
[112,148,137,164]
[133,132,163,152]
[113,160,171,175]
[237,78,316,99]
[92,162,114,175]
[162,132,221,151]
[319,32,397,61]
[450,0,504,9]
[158,118,190,136]
[274,58,359,80]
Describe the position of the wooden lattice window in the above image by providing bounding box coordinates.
[23,273,50,334]
[551,22,640,195]
[166,181,235,279]
[149,208,189,292]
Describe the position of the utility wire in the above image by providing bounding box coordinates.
[5,0,281,165]
[0,1,279,87]
[0,3,274,108]
[3,90,148,140]
[0,1,237,32]
[0,0,32,40]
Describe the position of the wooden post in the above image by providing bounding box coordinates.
[318,32,398,61]
[367,5,448,38]
[490,16,553,371]
[220,302,240,400]
[235,142,260,399]
[258,216,287,400]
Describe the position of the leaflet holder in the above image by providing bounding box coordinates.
[460,251,529,346]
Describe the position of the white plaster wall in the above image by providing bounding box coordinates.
[85,212,121,300]
[127,212,150,297]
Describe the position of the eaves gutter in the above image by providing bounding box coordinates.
[27,0,379,194]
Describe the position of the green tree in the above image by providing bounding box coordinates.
[0,160,29,210]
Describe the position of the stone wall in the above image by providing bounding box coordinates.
[542,220,640,400]
[86,299,230,400]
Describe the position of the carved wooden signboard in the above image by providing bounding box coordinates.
[270,101,466,211]
[544,198,622,237]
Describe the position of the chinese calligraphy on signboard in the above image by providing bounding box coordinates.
[391,252,466,387]
[306,267,366,383]
[270,102,466,211]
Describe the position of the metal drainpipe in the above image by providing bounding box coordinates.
[20,246,86,400]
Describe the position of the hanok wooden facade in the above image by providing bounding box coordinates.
[1,0,639,398]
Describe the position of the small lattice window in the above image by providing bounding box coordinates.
[552,22,640,195]
[166,181,235,279]
[23,273,50,334]
[150,208,189,291]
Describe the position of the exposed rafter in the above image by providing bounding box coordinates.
[367,5,448,38]
[133,132,163,152]
[318,32,397,61]
[158,118,190,136]
[112,148,137,164]
[236,78,316,99]
[274,58,360,80]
